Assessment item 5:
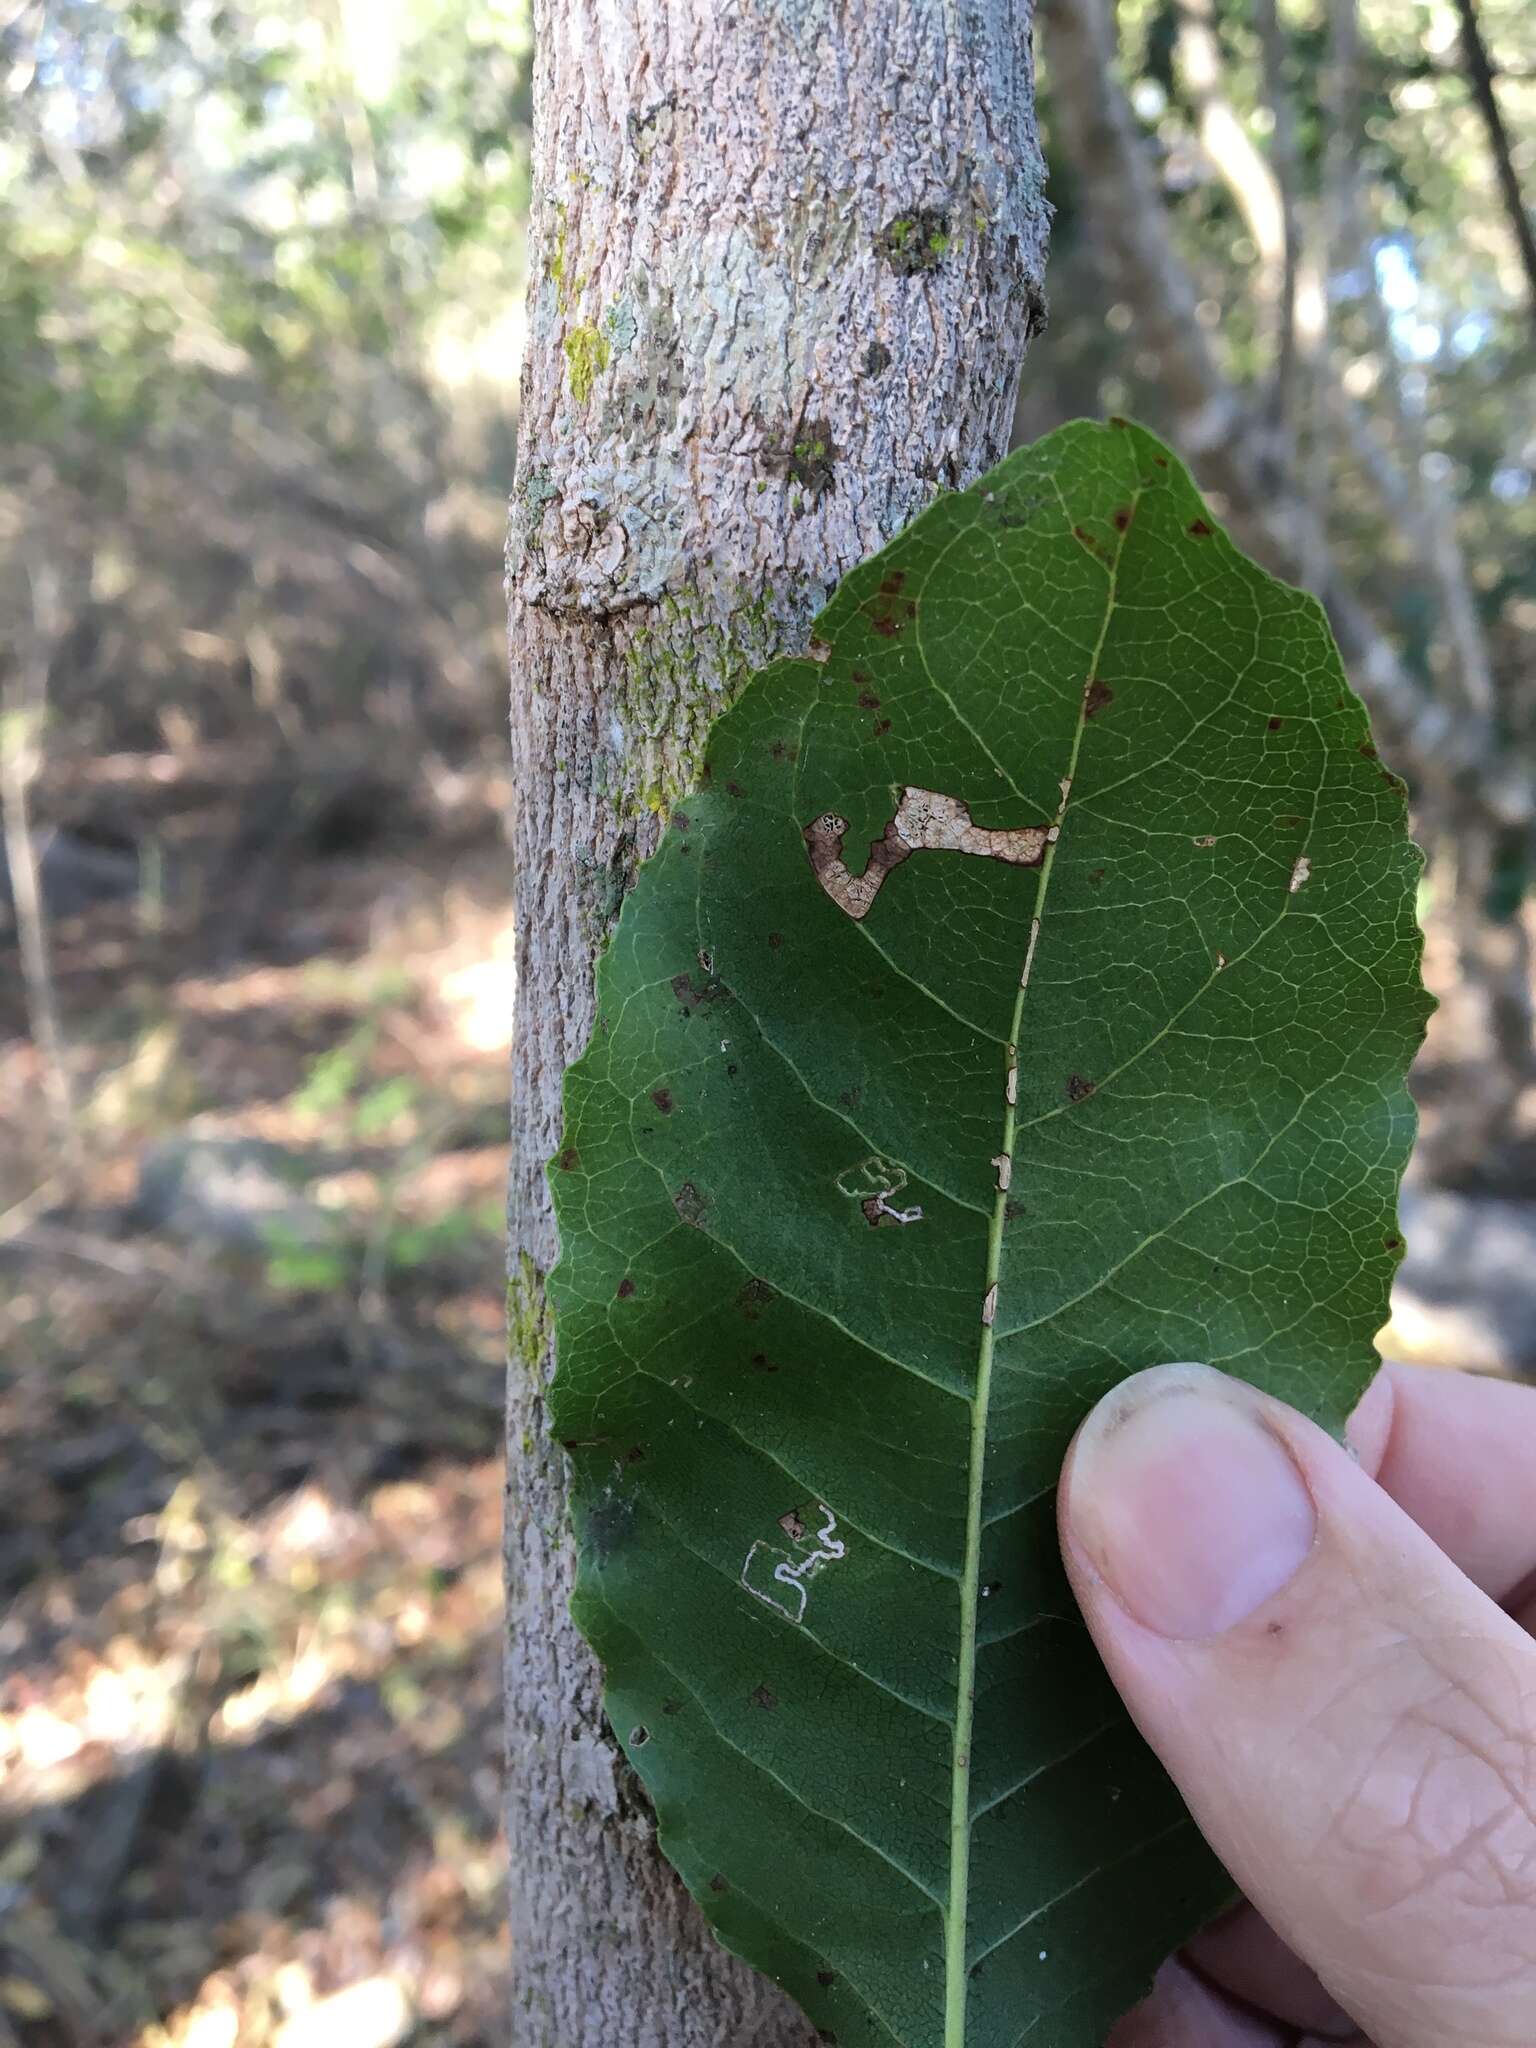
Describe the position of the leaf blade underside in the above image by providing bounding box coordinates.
[547,420,1430,2048]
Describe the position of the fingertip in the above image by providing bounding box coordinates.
[1184,1906,1358,2040]
[1107,1956,1289,2046]
[1059,1363,1316,1641]
[1344,1364,1395,1477]
[1353,1360,1536,1602]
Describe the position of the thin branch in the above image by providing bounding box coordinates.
[1326,0,1496,725]
[1253,0,1304,449]
[1176,0,1287,282]
[1451,0,1536,331]
[1,552,83,1180]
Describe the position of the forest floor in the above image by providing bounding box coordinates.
[1,738,1533,2048]
[1,744,514,2048]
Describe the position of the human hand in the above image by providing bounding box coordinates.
[1057,1359,1536,2046]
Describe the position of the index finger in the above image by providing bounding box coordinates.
[1349,1359,1536,1607]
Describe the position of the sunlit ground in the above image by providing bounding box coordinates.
[0,759,516,2048]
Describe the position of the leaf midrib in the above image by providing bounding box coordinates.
[943,495,1137,2048]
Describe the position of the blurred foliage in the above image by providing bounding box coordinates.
[0,24,530,2022]
[1,0,531,761]
[1034,0,1535,741]
[4,0,1529,777]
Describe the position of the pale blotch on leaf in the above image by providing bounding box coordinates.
[805,786,1055,922]
[740,1505,847,1625]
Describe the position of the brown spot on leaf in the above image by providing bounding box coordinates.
[1004,1199,1023,1221]
[650,1087,674,1114]
[767,930,784,950]
[625,1444,645,1463]
[1268,717,1283,731]
[864,578,918,638]
[726,780,745,797]
[1088,867,1105,886]
[1384,1234,1402,1250]
[1359,742,1377,758]
[671,971,721,1012]
[558,1146,581,1172]
[873,718,892,736]
[673,810,691,832]
[1188,518,1213,538]
[1153,453,1169,468]
[616,1276,636,1300]
[1112,506,1133,532]
[709,1874,728,1894]
[1067,1074,1096,1102]
[748,1350,779,1373]
[857,690,880,709]
[673,1182,706,1227]
[737,1279,775,1320]
[1084,677,1114,719]
[662,1698,683,1715]
[817,1970,836,1988]
[751,1684,778,1710]
[1109,414,1129,428]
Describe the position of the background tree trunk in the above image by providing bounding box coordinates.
[505,5,1049,2040]
[1040,0,1532,834]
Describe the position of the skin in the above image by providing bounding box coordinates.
[1056,1360,1536,2047]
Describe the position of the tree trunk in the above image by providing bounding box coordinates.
[505,6,1048,2041]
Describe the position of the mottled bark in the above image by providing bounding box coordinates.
[504,5,1048,2042]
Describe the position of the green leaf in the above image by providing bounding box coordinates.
[547,419,1429,2047]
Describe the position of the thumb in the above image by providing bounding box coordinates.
[1058,1362,1536,2048]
